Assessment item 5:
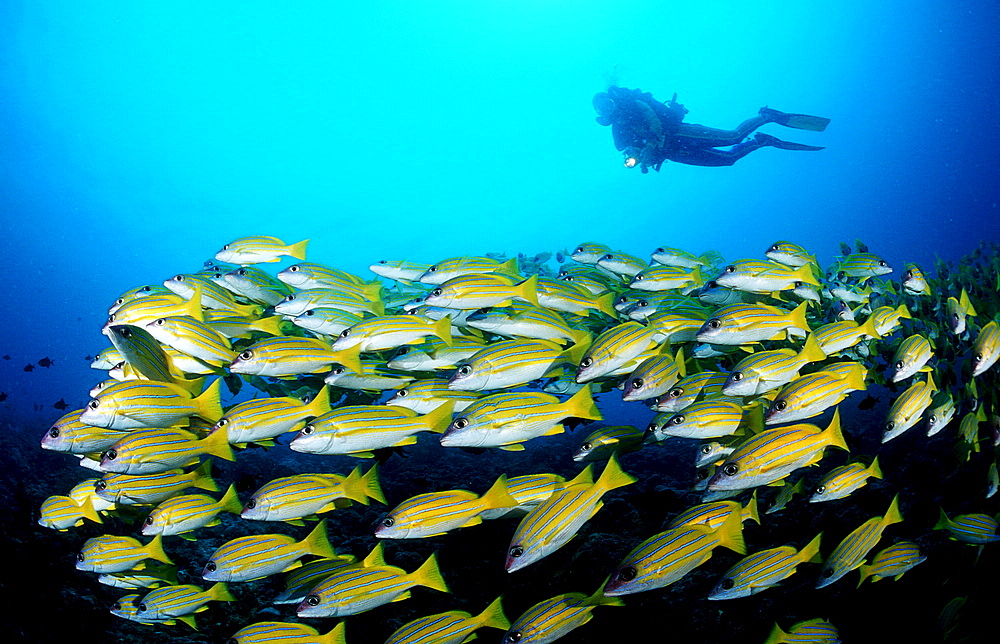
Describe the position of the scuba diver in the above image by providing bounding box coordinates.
[593,86,830,172]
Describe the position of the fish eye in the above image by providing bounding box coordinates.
[816,485,826,494]
[580,357,593,368]
[618,566,637,581]
[731,372,743,382]
[929,415,936,423]
[774,400,787,412]
[670,415,685,425]
[878,260,887,267]
[119,327,133,338]
[722,463,739,476]
[506,632,523,643]
[721,578,735,590]
[707,319,722,329]
[885,421,895,431]
[396,347,409,356]
[822,568,834,578]
[237,268,248,276]
[509,546,524,558]
[905,270,913,279]
[239,350,254,361]
[667,387,683,398]
[144,516,154,525]
[104,449,117,460]
[458,365,472,376]
[332,367,345,375]
[615,296,629,305]
[601,253,613,260]
[115,298,124,305]
[246,499,256,509]
[378,260,387,264]
[794,281,802,287]
[77,552,85,562]
[302,425,315,435]
[223,244,229,250]
[289,265,300,272]
[705,281,717,288]
[340,328,351,338]
[154,318,166,326]
[48,428,60,437]
[895,360,904,369]
[723,265,736,273]
[137,603,146,612]
[95,480,107,490]
[206,562,217,572]
[647,421,658,432]
[112,602,122,611]
[563,275,574,281]
[431,288,443,297]
[581,442,592,451]
[427,265,437,272]
[396,389,408,397]
[453,418,469,429]
[382,517,395,527]
[952,313,960,323]
[306,594,321,606]
[108,314,116,323]
[975,353,983,361]
[769,244,779,252]
[634,273,644,281]
[701,445,712,454]
[216,418,229,428]
[284,294,296,302]
[638,300,648,307]
[228,640,239,644]
[631,378,643,389]
[174,274,184,282]
[304,310,315,317]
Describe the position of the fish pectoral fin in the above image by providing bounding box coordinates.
[391,590,412,603]
[393,436,419,447]
[285,519,307,526]
[498,444,525,451]
[542,424,565,436]
[179,533,198,541]
[460,515,484,529]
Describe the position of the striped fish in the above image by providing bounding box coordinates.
[645,313,711,344]
[91,346,125,369]
[324,361,416,391]
[76,533,173,573]
[370,259,432,283]
[713,259,819,294]
[945,288,977,334]
[695,302,810,345]
[386,596,509,644]
[809,457,882,503]
[385,378,481,415]
[708,409,849,491]
[597,251,647,278]
[143,315,236,366]
[40,409,126,455]
[765,363,867,425]
[290,402,453,457]
[223,266,305,306]
[534,276,616,318]
[576,321,661,383]
[290,308,364,336]
[972,320,1000,376]
[422,273,539,310]
[934,509,1000,544]
[502,587,622,644]
[888,334,934,382]
[506,456,636,572]
[105,323,179,384]
[135,582,234,625]
[274,287,382,317]
[765,241,817,268]
[869,303,911,336]
[37,494,103,531]
[651,371,731,413]
[573,425,645,462]
[628,264,706,292]
[466,303,591,346]
[229,621,346,644]
[835,252,892,280]
[163,272,260,315]
[80,378,224,430]
[99,426,234,475]
[622,348,686,401]
[387,334,487,372]
[215,235,308,264]
[242,467,383,523]
[296,552,450,617]
[764,618,840,644]
[109,284,172,314]
[570,242,613,264]
[857,541,926,585]
[480,473,568,521]
[278,261,373,291]
[273,544,381,604]
[883,372,936,443]
[604,507,745,596]
[766,478,805,514]
[215,387,331,446]
[98,563,177,590]
[708,532,822,599]
[695,441,736,468]
[816,495,903,588]
[202,519,343,582]
[441,388,602,450]
[925,390,956,436]
[647,400,745,441]
[229,337,362,377]
[448,338,585,391]
[376,475,517,539]
[331,315,453,354]
[69,478,115,514]
[418,256,520,285]
[665,494,759,530]
[109,593,172,626]
[901,263,930,295]
[722,334,827,397]
[95,460,218,504]
[105,292,201,331]
[141,484,242,537]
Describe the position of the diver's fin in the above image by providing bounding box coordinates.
[754,132,825,151]
[760,107,831,132]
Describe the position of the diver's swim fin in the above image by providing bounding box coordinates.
[759,107,831,132]
[754,132,825,151]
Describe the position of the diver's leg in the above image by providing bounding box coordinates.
[673,115,767,147]
[669,139,767,167]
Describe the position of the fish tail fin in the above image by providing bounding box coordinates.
[411,552,450,593]
[744,490,760,525]
[763,623,789,644]
[563,386,603,421]
[960,289,977,317]
[192,459,219,492]
[433,316,454,347]
[594,454,637,493]
[200,422,236,462]
[498,257,521,278]
[824,408,849,452]
[250,315,284,336]
[586,579,625,606]
[675,347,687,378]
[560,338,593,367]
[868,456,883,480]
[358,464,386,505]
[177,615,198,630]
[303,519,338,559]
[691,265,708,287]
[594,292,617,318]
[846,364,869,391]
[217,484,242,515]
[333,346,363,376]
[567,464,595,487]
[421,400,455,434]
[185,285,205,322]
[715,506,747,555]
[338,467,369,505]
[793,264,821,287]
[369,298,386,316]
[288,239,309,261]
[516,274,540,306]
[788,301,811,333]
[800,532,823,564]
[194,378,224,423]
[317,622,347,644]
[858,316,882,340]
[798,333,827,363]
[883,494,903,527]
[207,582,235,602]
[307,385,332,417]
[857,563,873,587]
[896,303,912,320]
[474,596,511,631]
[361,542,386,567]
[933,507,952,530]
[145,533,174,565]
[570,328,593,347]
[479,474,519,510]
[80,496,103,524]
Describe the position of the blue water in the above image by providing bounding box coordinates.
[1,1,999,642]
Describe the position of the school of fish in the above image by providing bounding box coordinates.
[36,235,1000,644]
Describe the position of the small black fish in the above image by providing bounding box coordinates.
[23,364,34,372]
[0,392,7,402]
[84,355,95,361]
[38,357,55,368]
[857,394,881,410]
[53,398,69,411]
[2,355,9,360]
[839,241,852,256]
[855,239,870,253]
